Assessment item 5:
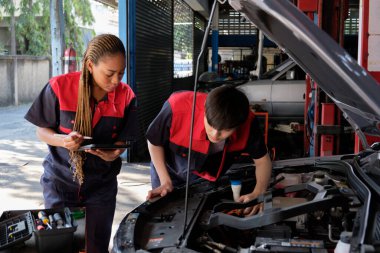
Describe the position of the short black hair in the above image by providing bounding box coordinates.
[205,85,249,130]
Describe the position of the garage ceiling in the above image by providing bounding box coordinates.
[183,0,210,19]
[95,0,118,8]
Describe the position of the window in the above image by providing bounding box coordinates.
[344,7,359,35]
[218,6,257,35]
[173,0,193,78]
[195,15,205,32]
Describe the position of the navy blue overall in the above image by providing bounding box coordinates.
[25,72,137,253]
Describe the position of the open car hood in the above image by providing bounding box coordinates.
[229,0,380,148]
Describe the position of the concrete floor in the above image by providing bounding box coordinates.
[0,103,151,251]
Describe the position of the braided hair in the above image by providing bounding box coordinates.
[70,34,126,185]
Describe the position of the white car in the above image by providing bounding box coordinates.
[238,58,306,119]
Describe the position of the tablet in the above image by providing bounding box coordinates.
[78,144,130,151]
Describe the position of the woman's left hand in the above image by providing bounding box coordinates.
[84,141,127,161]
[85,147,124,161]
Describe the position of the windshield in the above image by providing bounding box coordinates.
[261,58,294,79]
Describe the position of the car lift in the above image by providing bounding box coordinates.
[355,0,380,152]
[299,0,380,157]
[298,0,348,157]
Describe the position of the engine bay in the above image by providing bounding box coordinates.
[190,171,359,252]
[114,157,371,253]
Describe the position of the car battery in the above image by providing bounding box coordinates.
[0,207,84,253]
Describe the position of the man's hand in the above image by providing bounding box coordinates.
[146,181,173,200]
[238,154,271,216]
[146,141,173,200]
[238,191,264,216]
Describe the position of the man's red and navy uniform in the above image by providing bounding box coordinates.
[146,91,267,189]
[25,71,137,253]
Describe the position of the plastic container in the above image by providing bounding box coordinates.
[230,180,242,202]
[334,231,352,253]
[33,208,78,253]
[0,207,79,253]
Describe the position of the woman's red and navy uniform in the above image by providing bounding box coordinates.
[25,71,136,191]
[146,91,267,188]
[25,71,137,253]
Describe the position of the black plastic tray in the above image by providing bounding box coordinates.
[0,211,34,250]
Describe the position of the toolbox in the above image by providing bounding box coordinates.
[0,207,84,253]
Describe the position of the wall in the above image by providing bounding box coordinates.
[0,55,50,106]
[134,0,173,161]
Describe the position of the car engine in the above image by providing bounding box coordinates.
[113,155,372,253]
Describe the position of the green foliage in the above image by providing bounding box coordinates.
[0,0,16,16]
[0,0,15,36]
[16,0,50,55]
[0,0,95,56]
[173,0,193,59]
[0,41,6,55]
[64,0,95,56]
